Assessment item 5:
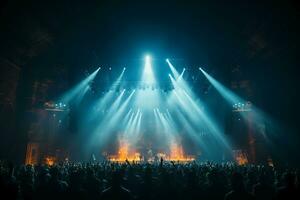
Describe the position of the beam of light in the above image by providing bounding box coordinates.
[156,110,190,159]
[167,65,231,150]
[175,85,230,148]
[106,90,136,126]
[156,109,174,141]
[155,109,165,132]
[105,89,126,116]
[87,69,127,123]
[168,65,192,95]
[59,67,100,104]
[153,108,162,133]
[169,77,200,124]
[166,59,180,80]
[111,67,126,90]
[122,109,133,127]
[178,68,186,81]
[169,71,203,122]
[75,85,90,105]
[97,89,126,130]
[169,92,204,131]
[116,90,135,114]
[199,68,243,105]
[162,112,176,133]
[154,108,164,128]
[123,111,135,132]
[127,112,143,147]
[126,109,141,138]
[89,89,127,147]
[127,111,143,146]
[164,111,179,133]
[93,69,126,111]
[169,73,179,86]
[142,55,155,84]
[135,89,160,111]
[199,67,280,148]
[182,90,230,148]
[135,112,142,136]
[171,89,186,107]
[162,112,182,143]
[135,55,161,108]
[173,107,208,151]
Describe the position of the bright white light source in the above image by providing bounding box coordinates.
[145,55,151,62]
[143,55,155,84]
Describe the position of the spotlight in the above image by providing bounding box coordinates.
[143,55,154,84]
[109,67,112,70]
[166,58,169,62]
[123,67,126,71]
[145,55,151,62]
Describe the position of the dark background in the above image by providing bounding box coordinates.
[0,0,299,164]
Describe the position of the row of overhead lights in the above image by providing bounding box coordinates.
[232,101,252,112]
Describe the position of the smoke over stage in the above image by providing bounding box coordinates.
[67,56,230,162]
[25,55,271,165]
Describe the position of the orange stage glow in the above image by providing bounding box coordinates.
[167,143,195,161]
[108,140,141,162]
[45,156,56,166]
[234,150,248,165]
[108,140,195,162]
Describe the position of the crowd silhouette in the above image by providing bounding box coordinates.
[1,160,299,200]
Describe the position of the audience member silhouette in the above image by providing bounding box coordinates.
[101,170,132,200]
[204,168,227,200]
[224,172,254,200]
[0,162,18,200]
[276,172,300,200]
[252,172,275,200]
